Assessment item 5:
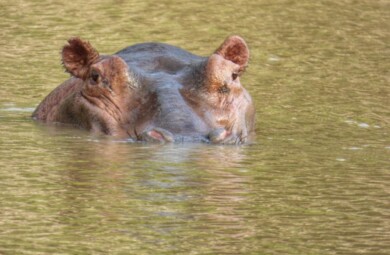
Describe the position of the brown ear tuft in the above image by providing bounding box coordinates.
[62,37,100,80]
[215,35,249,72]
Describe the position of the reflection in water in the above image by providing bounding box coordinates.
[0,0,389,254]
[38,134,256,253]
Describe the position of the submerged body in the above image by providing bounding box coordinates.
[33,36,255,144]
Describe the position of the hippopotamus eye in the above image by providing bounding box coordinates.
[90,70,100,83]
[232,72,238,81]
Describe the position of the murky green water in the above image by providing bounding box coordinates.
[0,0,389,254]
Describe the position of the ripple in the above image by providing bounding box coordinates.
[345,120,372,129]
[348,147,363,150]
[1,107,35,112]
[357,123,370,128]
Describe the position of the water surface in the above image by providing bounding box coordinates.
[0,0,389,254]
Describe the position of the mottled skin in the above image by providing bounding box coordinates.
[33,36,255,144]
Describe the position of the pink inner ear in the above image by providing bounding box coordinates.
[215,36,249,69]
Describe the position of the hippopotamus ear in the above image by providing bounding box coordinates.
[62,37,100,80]
[214,35,249,72]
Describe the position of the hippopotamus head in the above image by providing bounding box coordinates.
[33,38,140,136]
[182,36,255,144]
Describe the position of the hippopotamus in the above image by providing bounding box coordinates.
[33,36,255,144]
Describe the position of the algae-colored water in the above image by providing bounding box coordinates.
[0,0,389,254]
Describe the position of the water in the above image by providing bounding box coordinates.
[0,0,389,254]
